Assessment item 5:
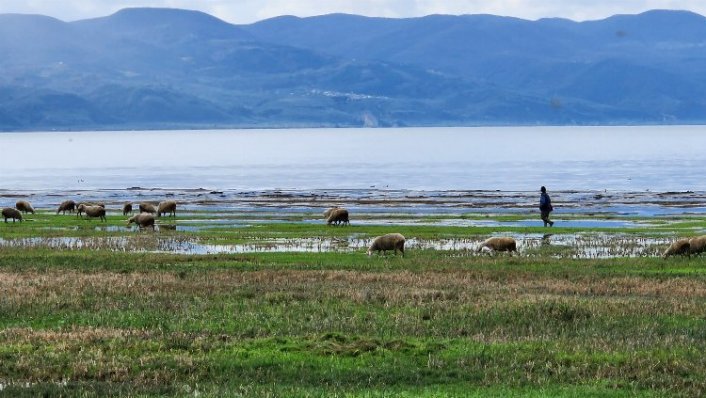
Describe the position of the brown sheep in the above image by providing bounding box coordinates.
[477,237,517,253]
[157,200,177,217]
[122,203,133,216]
[76,202,105,217]
[76,203,87,217]
[139,202,157,214]
[323,207,340,219]
[15,200,34,214]
[326,208,349,225]
[78,202,104,208]
[662,238,691,258]
[56,200,76,214]
[2,208,22,223]
[127,213,155,230]
[368,233,405,256]
[82,205,106,222]
[689,236,706,256]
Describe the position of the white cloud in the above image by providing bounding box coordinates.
[0,0,705,23]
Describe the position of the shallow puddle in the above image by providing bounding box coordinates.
[0,236,133,251]
[0,233,676,258]
[158,237,366,254]
[519,233,672,258]
[347,218,645,228]
[154,217,649,231]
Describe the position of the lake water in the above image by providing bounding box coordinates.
[2,126,706,192]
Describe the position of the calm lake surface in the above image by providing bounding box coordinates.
[2,126,706,191]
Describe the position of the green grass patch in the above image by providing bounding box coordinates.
[2,209,706,396]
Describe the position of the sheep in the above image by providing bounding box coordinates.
[15,200,34,214]
[688,236,706,256]
[122,203,133,216]
[56,200,76,214]
[2,208,22,223]
[477,237,517,253]
[76,203,86,217]
[323,207,340,219]
[662,238,691,258]
[82,205,106,222]
[76,202,105,217]
[127,213,155,230]
[326,208,349,226]
[367,233,405,256]
[157,200,177,217]
[139,202,157,214]
[78,202,104,208]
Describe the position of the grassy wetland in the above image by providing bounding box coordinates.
[1,190,706,397]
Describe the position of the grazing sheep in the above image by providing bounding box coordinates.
[139,202,157,214]
[323,207,340,219]
[2,208,22,223]
[82,205,106,222]
[15,200,34,214]
[78,202,104,208]
[122,203,133,216]
[76,202,105,217]
[662,238,691,258]
[326,208,349,225]
[368,233,406,256]
[157,200,177,217]
[56,200,76,214]
[689,236,706,256]
[127,213,155,230]
[477,237,517,253]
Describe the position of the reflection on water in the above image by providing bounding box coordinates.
[2,126,706,191]
[0,233,675,258]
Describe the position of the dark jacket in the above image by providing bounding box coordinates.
[539,192,553,212]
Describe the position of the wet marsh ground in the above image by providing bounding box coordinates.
[2,190,706,396]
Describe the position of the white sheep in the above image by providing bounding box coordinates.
[477,237,517,253]
[367,233,406,256]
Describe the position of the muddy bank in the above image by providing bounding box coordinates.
[1,188,705,216]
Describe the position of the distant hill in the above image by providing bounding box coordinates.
[1,8,706,130]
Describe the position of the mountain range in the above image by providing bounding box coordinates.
[2,7,706,130]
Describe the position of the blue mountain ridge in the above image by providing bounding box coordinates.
[0,7,705,130]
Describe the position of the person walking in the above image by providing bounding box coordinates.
[539,186,554,227]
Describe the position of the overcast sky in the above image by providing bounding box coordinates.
[0,0,704,24]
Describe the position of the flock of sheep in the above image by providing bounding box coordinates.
[324,206,703,259]
[2,199,178,230]
[1,200,701,258]
[323,206,513,257]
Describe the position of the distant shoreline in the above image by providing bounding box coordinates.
[4,122,706,134]
[1,188,704,218]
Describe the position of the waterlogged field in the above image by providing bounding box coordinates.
[1,190,706,397]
